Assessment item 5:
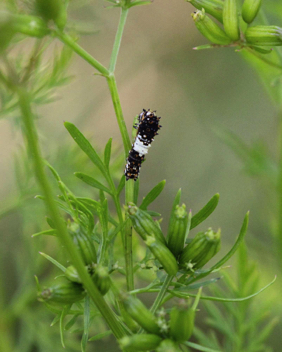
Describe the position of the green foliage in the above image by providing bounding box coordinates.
[194,244,279,352]
[0,1,279,351]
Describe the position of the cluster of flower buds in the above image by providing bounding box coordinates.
[38,221,111,304]
[189,0,282,48]
[120,294,200,350]
[128,189,222,277]
[179,228,221,270]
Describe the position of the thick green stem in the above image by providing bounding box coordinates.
[109,8,129,73]
[107,75,131,153]
[125,180,135,291]
[17,88,125,340]
[277,112,282,270]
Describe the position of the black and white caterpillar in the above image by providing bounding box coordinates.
[124,109,162,181]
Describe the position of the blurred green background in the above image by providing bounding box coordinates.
[0,0,280,351]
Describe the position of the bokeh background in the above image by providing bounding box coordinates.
[0,0,281,351]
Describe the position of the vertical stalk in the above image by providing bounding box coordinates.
[150,275,174,314]
[277,112,282,270]
[16,87,126,340]
[109,8,129,74]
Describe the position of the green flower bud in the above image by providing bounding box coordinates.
[11,14,50,38]
[0,11,16,53]
[223,0,240,41]
[92,265,111,296]
[35,0,67,30]
[167,204,188,258]
[169,300,195,342]
[242,0,261,24]
[188,0,224,23]
[145,236,179,276]
[156,339,182,352]
[128,204,166,245]
[38,282,86,304]
[192,9,232,45]
[119,334,162,351]
[245,25,282,46]
[123,295,160,335]
[179,228,221,270]
[69,223,97,265]
[65,265,82,284]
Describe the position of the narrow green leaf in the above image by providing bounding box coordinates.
[191,194,219,230]
[39,252,66,272]
[146,211,162,217]
[65,313,80,330]
[88,330,113,341]
[170,275,276,302]
[50,314,61,326]
[64,122,106,177]
[167,189,182,234]
[184,341,222,352]
[128,1,152,8]
[139,180,166,210]
[81,295,91,352]
[190,212,249,283]
[32,229,57,237]
[75,172,113,195]
[117,175,125,196]
[176,277,222,291]
[250,46,273,54]
[60,305,71,348]
[134,178,140,204]
[104,138,112,169]
[46,216,55,229]
[193,44,219,50]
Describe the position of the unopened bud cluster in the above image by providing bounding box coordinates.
[128,189,222,277]
[189,0,282,49]
[38,222,111,304]
[120,294,200,350]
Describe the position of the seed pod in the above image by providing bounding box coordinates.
[119,334,162,351]
[10,14,49,38]
[242,0,261,24]
[145,236,179,276]
[123,295,160,335]
[192,9,232,45]
[38,282,86,304]
[128,204,166,245]
[167,204,188,258]
[188,0,224,23]
[179,228,221,270]
[65,265,82,284]
[156,339,182,352]
[223,0,240,41]
[69,223,97,265]
[245,25,282,46]
[92,265,111,296]
[169,300,195,342]
[35,0,67,29]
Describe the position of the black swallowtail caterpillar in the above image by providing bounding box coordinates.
[124,109,162,181]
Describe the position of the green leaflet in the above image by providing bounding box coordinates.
[190,193,219,229]
[139,180,166,210]
[75,172,113,195]
[39,252,66,272]
[104,137,112,169]
[64,122,107,177]
[81,295,91,352]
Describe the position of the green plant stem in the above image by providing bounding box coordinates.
[16,87,126,340]
[107,74,131,153]
[55,31,109,76]
[150,275,174,314]
[109,8,129,74]
[277,113,282,270]
[244,47,282,70]
[125,180,135,291]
